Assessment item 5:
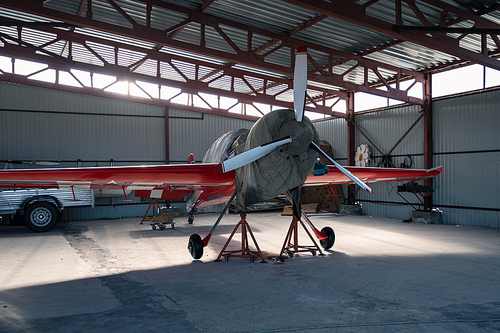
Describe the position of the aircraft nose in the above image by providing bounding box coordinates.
[278,119,315,156]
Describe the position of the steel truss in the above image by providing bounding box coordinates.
[0,17,345,120]
[283,0,500,71]
[0,0,439,120]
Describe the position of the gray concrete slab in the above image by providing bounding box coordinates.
[0,212,499,332]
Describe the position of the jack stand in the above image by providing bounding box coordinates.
[216,213,266,263]
[279,215,324,258]
[139,199,163,224]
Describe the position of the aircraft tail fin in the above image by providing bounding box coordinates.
[187,153,195,164]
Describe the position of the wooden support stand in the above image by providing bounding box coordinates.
[139,199,163,224]
[216,213,266,263]
[279,215,324,258]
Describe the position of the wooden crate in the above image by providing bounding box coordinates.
[152,214,174,223]
[281,203,318,216]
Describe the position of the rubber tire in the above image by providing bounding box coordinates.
[188,215,194,224]
[319,226,335,250]
[24,202,59,232]
[188,234,204,259]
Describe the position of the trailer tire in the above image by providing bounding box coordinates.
[24,202,59,232]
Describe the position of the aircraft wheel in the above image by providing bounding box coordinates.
[188,215,194,224]
[319,227,335,250]
[188,234,204,259]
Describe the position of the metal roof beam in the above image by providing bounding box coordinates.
[394,26,500,34]
[0,72,260,121]
[254,14,328,54]
[282,0,500,71]
[0,28,345,118]
[203,13,327,83]
[353,3,500,74]
[0,0,424,105]
[418,0,500,29]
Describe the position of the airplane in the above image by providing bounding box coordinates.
[0,47,442,261]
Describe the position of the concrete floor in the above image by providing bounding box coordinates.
[0,211,499,332]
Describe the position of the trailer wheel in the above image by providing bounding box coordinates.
[24,202,59,232]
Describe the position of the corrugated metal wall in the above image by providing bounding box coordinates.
[0,82,166,167]
[1,81,498,227]
[0,82,254,220]
[314,91,500,228]
[354,105,426,221]
[433,90,500,228]
[313,117,347,163]
[168,108,253,163]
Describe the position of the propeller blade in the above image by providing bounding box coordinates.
[216,137,292,174]
[293,46,307,122]
[310,142,373,193]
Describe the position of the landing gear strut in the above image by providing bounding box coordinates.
[280,190,335,258]
[187,192,236,260]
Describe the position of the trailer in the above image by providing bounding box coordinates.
[0,188,94,232]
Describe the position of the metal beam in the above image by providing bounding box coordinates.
[0,0,425,105]
[0,40,346,118]
[0,31,74,64]
[346,92,355,204]
[281,0,500,71]
[165,106,169,164]
[423,73,433,211]
[0,20,349,117]
[394,26,500,34]
[254,14,328,54]
[0,70,260,121]
[352,3,500,75]
[0,21,76,27]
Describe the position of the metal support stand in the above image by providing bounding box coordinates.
[280,191,325,258]
[279,215,324,258]
[139,199,163,224]
[216,213,266,263]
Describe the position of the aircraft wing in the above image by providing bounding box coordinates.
[0,164,236,192]
[305,166,442,186]
[0,164,442,195]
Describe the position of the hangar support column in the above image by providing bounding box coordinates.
[347,92,356,204]
[423,74,433,211]
[165,106,169,164]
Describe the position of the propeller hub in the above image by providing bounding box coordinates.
[279,120,315,156]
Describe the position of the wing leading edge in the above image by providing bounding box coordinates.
[0,164,236,191]
[305,166,442,186]
[0,164,442,198]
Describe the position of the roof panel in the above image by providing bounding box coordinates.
[204,0,319,35]
[295,17,394,55]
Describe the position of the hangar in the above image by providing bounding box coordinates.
[0,0,498,227]
[0,1,499,331]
